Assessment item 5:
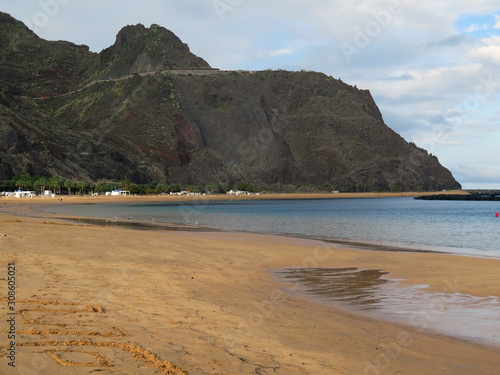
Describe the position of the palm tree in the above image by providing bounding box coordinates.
[15,175,32,191]
[33,176,47,195]
[64,179,73,195]
[47,177,60,195]
[77,181,87,196]
[56,178,64,195]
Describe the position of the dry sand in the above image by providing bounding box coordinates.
[1,192,499,374]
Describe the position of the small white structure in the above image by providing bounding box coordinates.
[12,190,36,198]
[110,190,130,196]
[171,191,201,196]
[227,190,250,196]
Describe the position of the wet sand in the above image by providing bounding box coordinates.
[274,267,500,346]
[1,193,500,374]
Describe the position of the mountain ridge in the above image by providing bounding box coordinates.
[0,12,461,191]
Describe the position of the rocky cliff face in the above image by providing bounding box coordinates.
[0,12,461,191]
[99,23,211,78]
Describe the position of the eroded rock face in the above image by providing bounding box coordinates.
[0,12,461,190]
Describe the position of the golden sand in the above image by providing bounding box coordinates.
[1,192,499,374]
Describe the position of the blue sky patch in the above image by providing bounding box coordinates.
[455,14,500,38]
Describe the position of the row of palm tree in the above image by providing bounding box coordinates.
[0,175,117,196]
[4,175,416,195]
[0,175,234,196]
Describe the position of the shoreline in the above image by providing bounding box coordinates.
[54,216,496,260]
[1,197,499,374]
[9,193,497,262]
[22,189,498,262]
[0,189,470,207]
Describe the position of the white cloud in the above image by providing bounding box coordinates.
[470,44,500,62]
[464,23,489,33]
[260,48,295,59]
[452,164,500,183]
[470,35,500,63]
[495,15,500,29]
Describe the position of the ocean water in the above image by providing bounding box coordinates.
[42,197,500,258]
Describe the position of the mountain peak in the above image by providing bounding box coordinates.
[99,23,212,76]
[113,23,147,49]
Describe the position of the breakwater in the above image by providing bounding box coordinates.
[415,191,500,201]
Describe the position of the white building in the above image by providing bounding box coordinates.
[12,190,36,198]
[110,190,130,196]
[227,190,250,196]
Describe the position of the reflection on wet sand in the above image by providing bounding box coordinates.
[276,267,393,309]
[275,267,500,346]
[61,217,220,232]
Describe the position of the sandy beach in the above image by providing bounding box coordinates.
[1,192,500,374]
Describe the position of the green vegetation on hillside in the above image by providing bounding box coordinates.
[0,175,433,196]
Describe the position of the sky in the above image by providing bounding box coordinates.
[1,0,499,189]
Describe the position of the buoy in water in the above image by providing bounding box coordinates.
[496,212,499,217]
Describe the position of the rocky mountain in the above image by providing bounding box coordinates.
[0,12,461,191]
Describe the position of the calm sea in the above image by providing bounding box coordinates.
[43,197,500,258]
